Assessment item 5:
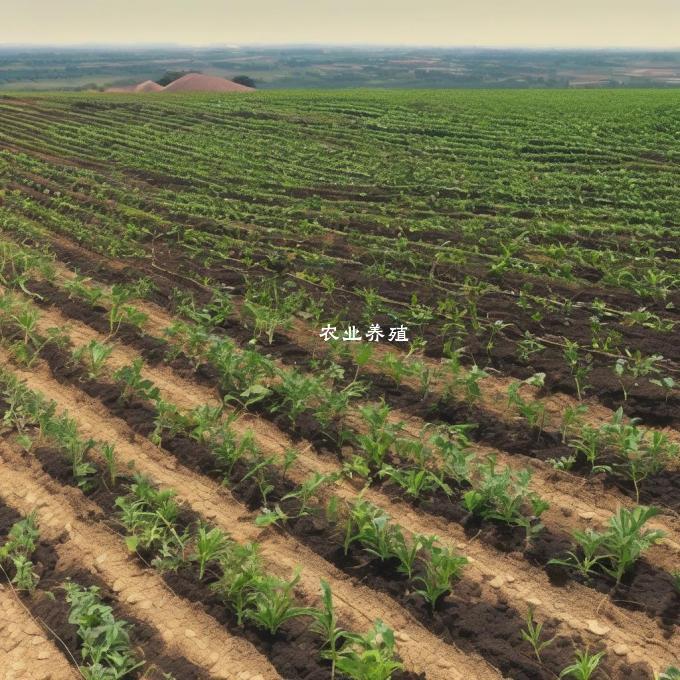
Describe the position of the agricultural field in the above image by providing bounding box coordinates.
[0,89,678,679]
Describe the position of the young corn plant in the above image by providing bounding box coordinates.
[150,399,190,447]
[72,339,114,380]
[213,428,260,478]
[271,369,321,425]
[8,301,49,367]
[549,506,664,585]
[602,409,679,501]
[355,401,402,470]
[63,275,105,308]
[334,620,404,680]
[208,340,274,407]
[242,278,300,344]
[431,428,475,484]
[100,442,119,487]
[461,365,489,406]
[113,358,160,404]
[560,404,588,444]
[108,284,149,335]
[342,499,400,561]
[563,340,592,401]
[64,581,144,679]
[245,570,314,635]
[212,542,264,626]
[414,544,468,610]
[314,379,366,446]
[116,477,189,571]
[190,525,233,580]
[520,606,555,663]
[547,527,609,581]
[310,580,346,680]
[379,465,451,500]
[463,457,549,543]
[0,370,45,434]
[50,413,97,489]
[568,425,609,475]
[0,513,40,592]
[598,506,665,584]
[614,349,663,400]
[280,472,338,519]
[392,532,435,581]
[188,404,224,445]
[507,374,547,435]
[559,649,605,680]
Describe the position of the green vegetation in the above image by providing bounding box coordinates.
[0,513,40,592]
[64,582,144,679]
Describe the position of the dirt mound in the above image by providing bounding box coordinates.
[134,79,163,93]
[162,73,254,93]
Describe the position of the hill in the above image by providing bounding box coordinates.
[161,73,254,92]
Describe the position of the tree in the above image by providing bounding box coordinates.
[232,75,256,88]
[156,71,196,86]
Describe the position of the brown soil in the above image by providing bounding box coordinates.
[162,74,255,93]
[10,340,674,676]
[1,228,679,677]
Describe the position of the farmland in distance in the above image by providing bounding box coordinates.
[0,89,678,679]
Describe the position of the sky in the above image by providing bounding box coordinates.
[4,0,680,48]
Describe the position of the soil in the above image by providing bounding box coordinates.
[27,447,423,680]
[0,498,206,680]
[30,330,680,633]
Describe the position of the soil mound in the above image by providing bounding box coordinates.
[134,79,164,92]
[162,73,254,92]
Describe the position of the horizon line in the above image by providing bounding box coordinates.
[2,42,680,51]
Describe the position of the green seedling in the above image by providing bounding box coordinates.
[72,339,114,380]
[310,580,347,679]
[190,525,233,579]
[0,513,40,592]
[245,570,313,635]
[335,620,404,680]
[559,649,605,680]
[64,581,144,679]
[520,606,555,663]
[414,544,467,610]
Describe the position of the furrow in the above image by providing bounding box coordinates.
[0,585,78,680]
[0,353,500,680]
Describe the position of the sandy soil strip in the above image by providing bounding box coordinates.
[0,585,78,680]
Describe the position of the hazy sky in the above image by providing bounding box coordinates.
[5,0,680,48]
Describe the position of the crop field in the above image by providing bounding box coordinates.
[0,89,678,679]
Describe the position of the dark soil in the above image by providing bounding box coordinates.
[285,510,654,680]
